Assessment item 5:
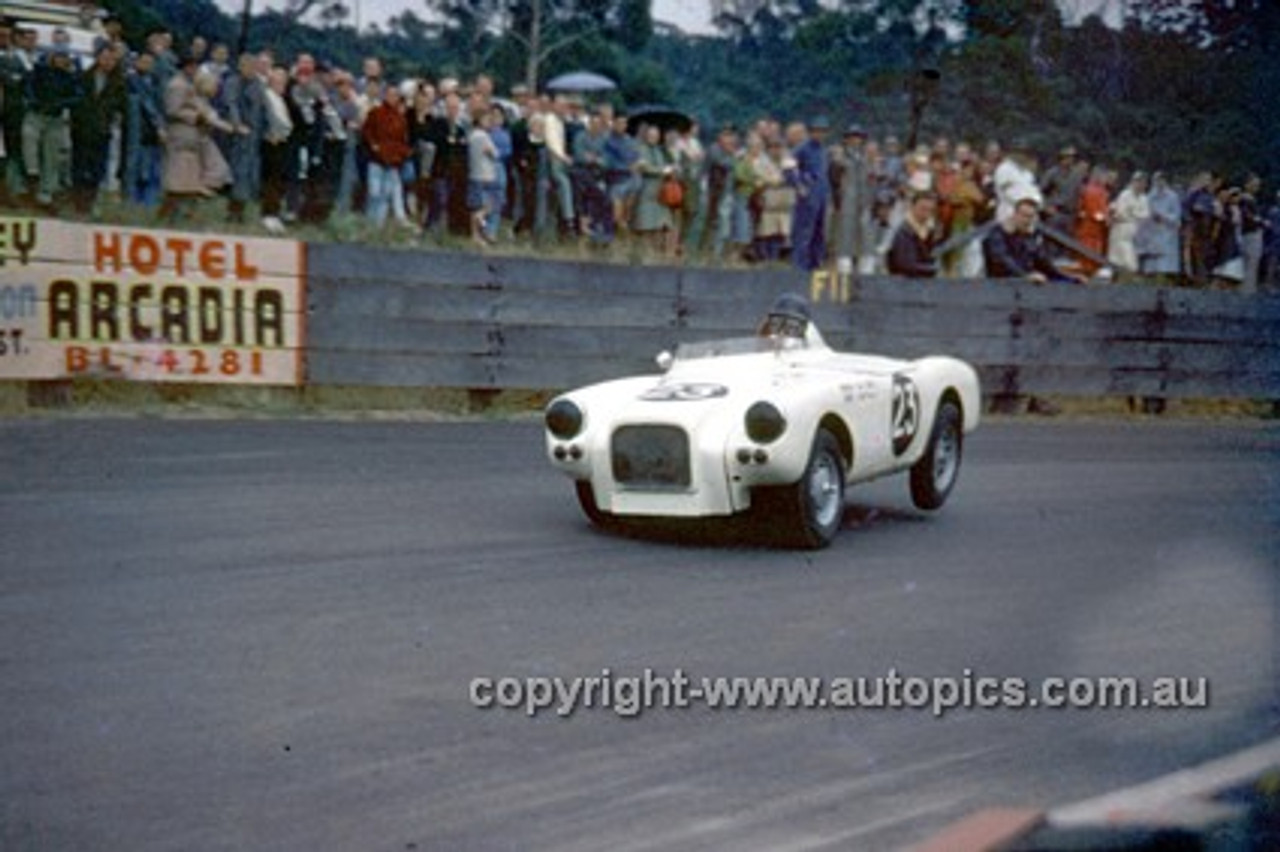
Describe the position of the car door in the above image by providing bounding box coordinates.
[835,362,925,479]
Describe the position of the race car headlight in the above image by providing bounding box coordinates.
[745,401,786,444]
[546,399,585,440]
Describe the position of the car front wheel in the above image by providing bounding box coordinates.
[575,480,615,528]
[910,400,962,511]
[755,429,846,549]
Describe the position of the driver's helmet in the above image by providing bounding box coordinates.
[758,292,812,339]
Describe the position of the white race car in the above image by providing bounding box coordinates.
[544,294,981,548]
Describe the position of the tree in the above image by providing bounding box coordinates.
[425,0,653,89]
[232,0,348,53]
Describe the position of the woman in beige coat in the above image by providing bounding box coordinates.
[753,138,796,262]
[160,57,231,217]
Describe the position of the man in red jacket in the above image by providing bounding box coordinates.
[362,83,414,229]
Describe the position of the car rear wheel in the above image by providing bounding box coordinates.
[910,400,962,511]
[755,429,846,549]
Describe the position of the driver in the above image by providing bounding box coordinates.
[757,293,824,346]
[757,293,811,338]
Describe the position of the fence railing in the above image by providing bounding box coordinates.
[306,243,1280,400]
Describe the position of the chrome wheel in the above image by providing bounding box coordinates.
[911,401,963,511]
[808,451,843,531]
[752,429,845,549]
[932,417,960,494]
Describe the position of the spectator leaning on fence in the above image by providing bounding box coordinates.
[886,189,940,278]
[984,194,1084,284]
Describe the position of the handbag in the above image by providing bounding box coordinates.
[658,175,684,209]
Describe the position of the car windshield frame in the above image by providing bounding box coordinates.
[673,336,808,362]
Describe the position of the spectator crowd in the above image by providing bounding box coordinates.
[1,14,1277,292]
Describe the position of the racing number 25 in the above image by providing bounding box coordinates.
[890,375,920,456]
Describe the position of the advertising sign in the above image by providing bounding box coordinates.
[0,218,306,385]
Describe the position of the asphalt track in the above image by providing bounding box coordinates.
[1,417,1277,851]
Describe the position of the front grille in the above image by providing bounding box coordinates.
[611,425,691,489]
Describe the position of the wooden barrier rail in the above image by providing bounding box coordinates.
[306,244,1280,400]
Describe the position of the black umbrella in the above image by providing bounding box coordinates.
[626,104,694,135]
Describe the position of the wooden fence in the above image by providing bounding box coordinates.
[306,244,1280,400]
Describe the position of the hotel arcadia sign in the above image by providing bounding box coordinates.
[0,218,305,385]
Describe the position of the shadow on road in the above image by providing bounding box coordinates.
[582,501,929,550]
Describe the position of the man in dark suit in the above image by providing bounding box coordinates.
[71,42,125,213]
[887,190,940,277]
[983,195,1083,283]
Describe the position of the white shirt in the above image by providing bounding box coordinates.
[543,111,569,164]
[995,158,1041,222]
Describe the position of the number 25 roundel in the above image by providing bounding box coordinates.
[890,374,920,456]
[640,382,730,402]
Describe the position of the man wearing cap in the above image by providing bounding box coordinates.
[983,194,1082,284]
[787,117,831,271]
[1039,145,1083,245]
[830,122,870,275]
[22,42,81,208]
